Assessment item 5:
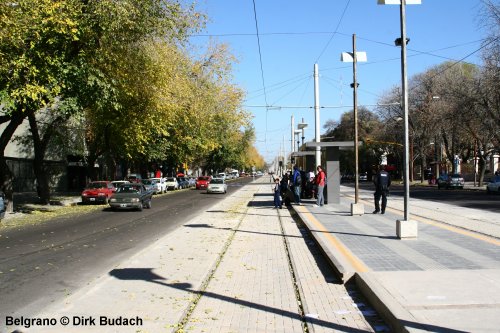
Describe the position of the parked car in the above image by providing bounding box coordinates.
[108,183,152,211]
[207,178,227,194]
[177,177,189,189]
[81,181,115,204]
[196,176,211,190]
[187,177,196,188]
[127,173,142,183]
[217,172,227,180]
[438,173,464,189]
[151,177,166,193]
[486,180,500,194]
[111,180,130,189]
[141,179,157,194]
[0,191,7,220]
[164,177,179,191]
[359,172,368,181]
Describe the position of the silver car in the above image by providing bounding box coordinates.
[207,178,227,194]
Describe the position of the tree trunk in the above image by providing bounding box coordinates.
[28,113,51,205]
[0,110,26,212]
[478,156,487,187]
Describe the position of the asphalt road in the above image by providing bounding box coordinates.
[357,182,500,213]
[0,177,253,319]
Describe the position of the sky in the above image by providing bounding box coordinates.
[190,0,488,163]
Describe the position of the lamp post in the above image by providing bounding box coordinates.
[341,34,367,216]
[298,119,308,146]
[298,120,308,170]
[378,0,421,238]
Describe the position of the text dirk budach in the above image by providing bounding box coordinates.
[5,315,143,329]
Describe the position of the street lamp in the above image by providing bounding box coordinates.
[297,121,308,170]
[341,34,367,216]
[298,119,308,146]
[378,0,421,238]
[294,129,302,151]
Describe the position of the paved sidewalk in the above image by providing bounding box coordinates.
[293,185,500,332]
[6,178,387,333]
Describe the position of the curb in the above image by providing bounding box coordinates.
[290,204,418,333]
[290,206,356,284]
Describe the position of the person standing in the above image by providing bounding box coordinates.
[272,177,282,209]
[292,165,302,205]
[314,165,326,207]
[373,165,391,214]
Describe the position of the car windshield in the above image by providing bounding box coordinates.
[87,182,107,189]
[142,179,154,185]
[116,185,140,193]
[451,174,462,178]
[198,177,209,181]
[165,178,176,182]
[211,179,224,184]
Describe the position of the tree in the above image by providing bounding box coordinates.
[0,0,83,206]
[322,107,382,176]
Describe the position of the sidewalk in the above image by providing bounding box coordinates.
[6,178,387,333]
[293,185,500,332]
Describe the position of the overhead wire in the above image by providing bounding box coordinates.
[314,0,351,63]
[251,0,269,143]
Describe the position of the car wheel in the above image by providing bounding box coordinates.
[138,203,143,211]
[146,199,152,209]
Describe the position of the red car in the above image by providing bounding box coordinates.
[81,181,115,204]
[196,176,211,190]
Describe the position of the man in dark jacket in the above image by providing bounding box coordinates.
[292,165,302,205]
[373,165,391,214]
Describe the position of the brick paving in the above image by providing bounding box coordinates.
[17,178,388,333]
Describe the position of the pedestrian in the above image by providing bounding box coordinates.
[373,165,391,214]
[292,165,302,205]
[314,165,326,207]
[281,172,292,207]
[272,177,282,209]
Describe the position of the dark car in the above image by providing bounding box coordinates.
[108,183,152,211]
[177,177,189,189]
[0,191,7,220]
[81,181,115,204]
[438,173,465,189]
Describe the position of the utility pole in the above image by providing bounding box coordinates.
[314,64,321,168]
[291,115,295,166]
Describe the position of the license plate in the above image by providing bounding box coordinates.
[90,198,95,201]
[120,204,127,207]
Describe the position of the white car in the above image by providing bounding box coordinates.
[151,177,167,193]
[164,177,179,191]
[111,180,130,189]
[207,178,227,194]
[486,180,500,194]
[217,172,227,180]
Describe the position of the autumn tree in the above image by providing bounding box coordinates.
[0,0,83,205]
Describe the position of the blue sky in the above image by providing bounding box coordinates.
[191,1,487,163]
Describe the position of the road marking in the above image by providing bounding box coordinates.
[295,205,369,272]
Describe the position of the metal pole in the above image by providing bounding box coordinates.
[400,2,410,221]
[301,118,306,146]
[353,34,360,204]
[314,64,321,167]
[291,115,295,165]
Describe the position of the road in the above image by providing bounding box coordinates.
[0,177,253,319]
